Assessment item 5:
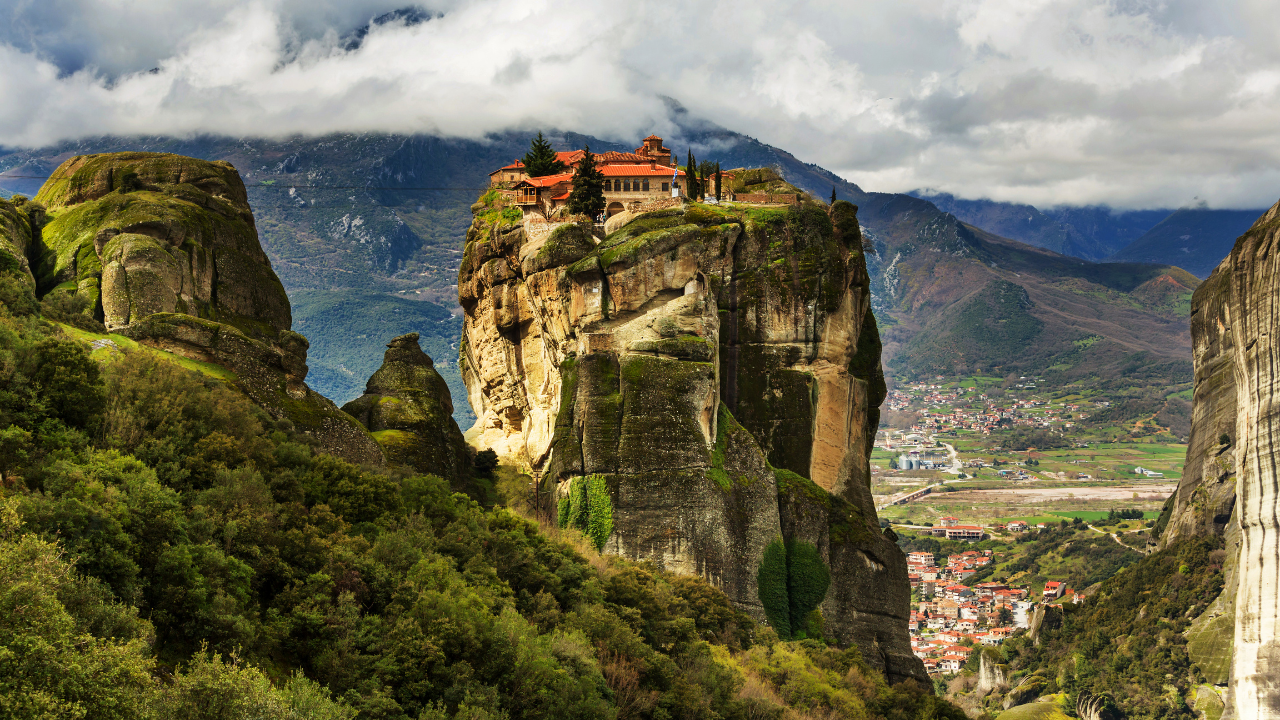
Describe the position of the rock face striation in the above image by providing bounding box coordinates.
[343,333,471,483]
[1160,198,1280,718]
[458,193,926,685]
[1,153,382,465]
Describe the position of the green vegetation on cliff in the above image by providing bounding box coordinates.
[756,537,831,641]
[557,474,613,551]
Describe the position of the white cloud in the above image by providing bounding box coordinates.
[1,0,1279,209]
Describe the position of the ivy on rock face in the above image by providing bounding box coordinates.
[757,538,831,640]
[557,474,614,550]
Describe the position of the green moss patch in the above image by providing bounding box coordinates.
[598,224,702,268]
[57,322,237,381]
[558,474,614,551]
[371,429,417,446]
[632,334,715,361]
[525,222,595,273]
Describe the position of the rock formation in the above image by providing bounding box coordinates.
[1,153,382,465]
[1159,198,1280,718]
[975,647,1009,696]
[343,333,471,482]
[458,192,926,685]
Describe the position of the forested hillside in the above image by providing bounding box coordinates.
[0,241,961,719]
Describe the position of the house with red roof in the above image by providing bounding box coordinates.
[500,134,687,217]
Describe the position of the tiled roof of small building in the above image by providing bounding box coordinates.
[515,172,573,187]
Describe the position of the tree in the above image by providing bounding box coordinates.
[567,146,606,219]
[522,132,567,178]
[831,187,837,205]
[714,163,722,201]
[685,151,700,199]
[0,425,31,484]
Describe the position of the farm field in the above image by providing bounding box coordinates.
[878,481,1173,528]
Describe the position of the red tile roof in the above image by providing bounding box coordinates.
[599,165,684,177]
[515,172,573,188]
[644,134,662,140]
[596,151,653,163]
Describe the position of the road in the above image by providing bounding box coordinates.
[939,440,962,474]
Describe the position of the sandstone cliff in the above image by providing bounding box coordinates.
[458,192,925,685]
[343,332,471,483]
[1158,198,1280,718]
[1,153,382,465]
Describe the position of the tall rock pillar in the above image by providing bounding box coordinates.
[1214,201,1280,718]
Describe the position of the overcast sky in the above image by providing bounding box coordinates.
[2,0,1278,209]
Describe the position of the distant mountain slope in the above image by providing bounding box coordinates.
[1106,207,1267,278]
[1044,205,1172,257]
[0,117,1203,431]
[828,188,1198,428]
[290,289,470,426]
[907,192,1176,261]
[908,191,1112,260]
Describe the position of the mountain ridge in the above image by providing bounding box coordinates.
[0,121,1210,429]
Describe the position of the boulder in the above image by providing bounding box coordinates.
[975,647,1009,696]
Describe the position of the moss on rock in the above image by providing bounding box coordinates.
[34,153,289,336]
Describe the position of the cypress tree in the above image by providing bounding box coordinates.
[831,186,837,205]
[715,162,722,201]
[522,132,567,177]
[567,146,606,219]
[685,151,700,200]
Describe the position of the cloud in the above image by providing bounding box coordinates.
[1,0,1279,209]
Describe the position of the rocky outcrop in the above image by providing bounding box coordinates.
[457,192,924,685]
[8,153,382,465]
[0,197,39,288]
[1027,603,1062,646]
[34,152,291,331]
[975,647,1009,696]
[342,333,470,482]
[1162,199,1280,719]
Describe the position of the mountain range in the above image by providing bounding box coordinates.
[0,114,1264,434]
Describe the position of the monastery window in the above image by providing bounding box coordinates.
[662,182,669,192]
[642,179,650,191]
[614,179,621,192]
[625,180,632,192]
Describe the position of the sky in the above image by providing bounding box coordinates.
[2,0,1279,209]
